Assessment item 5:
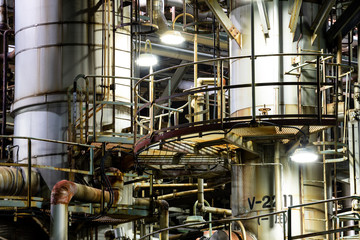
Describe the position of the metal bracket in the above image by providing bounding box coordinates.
[204,0,242,48]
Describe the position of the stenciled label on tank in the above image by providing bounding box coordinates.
[247,194,293,225]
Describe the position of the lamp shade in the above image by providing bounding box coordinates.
[160,30,185,45]
[136,53,158,67]
[290,147,318,163]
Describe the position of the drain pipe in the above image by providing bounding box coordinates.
[50,180,122,240]
[134,198,169,240]
[197,178,232,216]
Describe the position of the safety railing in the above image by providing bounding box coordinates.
[68,74,136,144]
[287,195,360,240]
[0,135,97,207]
[133,53,343,152]
[136,195,360,240]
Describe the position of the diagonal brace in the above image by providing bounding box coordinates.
[205,0,242,48]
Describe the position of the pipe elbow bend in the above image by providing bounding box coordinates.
[155,200,169,211]
[51,180,77,205]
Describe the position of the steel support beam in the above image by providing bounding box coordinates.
[326,0,360,45]
[310,0,336,44]
[256,0,270,37]
[289,0,303,33]
[224,132,259,156]
[204,0,242,48]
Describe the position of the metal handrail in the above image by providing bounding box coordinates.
[287,195,360,240]
[133,53,337,142]
[137,195,360,240]
[138,210,287,240]
[0,134,97,207]
[134,53,333,88]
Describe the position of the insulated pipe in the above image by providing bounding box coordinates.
[152,0,168,34]
[133,198,169,240]
[141,42,213,62]
[157,188,215,200]
[50,180,122,240]
[203,206,232,216]
[158,200,169,240]
[0,167,39,196]
[197,179,204,208]
[196,178,232,216]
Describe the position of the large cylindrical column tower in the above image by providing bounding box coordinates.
[12,0,131,189]
[230,0,325,117]
[229,1,326,239]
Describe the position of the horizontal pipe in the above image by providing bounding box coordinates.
[51,179,123,240]
[51,180,121,205]
[204,206,232,216]
[136,183,208,188]
[0,167,39,196]
[140,41,214,62]
[157,188,215,200]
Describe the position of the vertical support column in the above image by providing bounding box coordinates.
[274,142,282,212]
[287,208,292,240]
[1,30,10,159]
[149,67,154,134]
[316,56,321,123]
[27,139,32,207]
[251,0,256,121]
[93,77,97,142]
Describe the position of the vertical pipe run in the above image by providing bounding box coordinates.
[337,35,343,102]
[1,30,11,159]
[50,204,68,240]
[274,142,282,212]
[159,206,169,240]
[250,0,256,121]
[197,178,204,209]
[316,56,321,123]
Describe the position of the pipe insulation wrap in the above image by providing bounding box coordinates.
[51,180,123,205]
[0,167,39,196]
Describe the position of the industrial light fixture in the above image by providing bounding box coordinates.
[136,39,158,67]
[160,13,193,45]
[290,147,318,163]
[160,30,185,45]
[257,121,319,164]
[136,53,158,67]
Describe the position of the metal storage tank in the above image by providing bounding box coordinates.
[230,0,325,117]
[229,1,326,239]
[12,0,131,189]
[231,145,325,239]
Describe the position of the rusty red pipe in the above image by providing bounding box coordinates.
[50,179,123,240]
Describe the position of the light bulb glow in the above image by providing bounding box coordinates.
[160,30,185,45]
[290,147,318,163]
[136,53,158,67]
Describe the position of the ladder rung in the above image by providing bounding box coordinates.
[303,180,325,183]
[304,218,327,222]
[303,199,323,203]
